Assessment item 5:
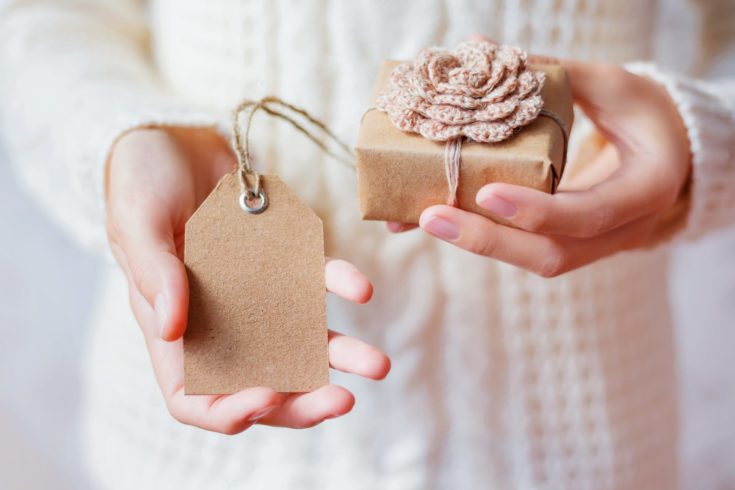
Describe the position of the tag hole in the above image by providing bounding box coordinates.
[239,190,268,214]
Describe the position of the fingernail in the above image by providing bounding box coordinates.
[422,216,460,240]
[154,293,168,338]
[386,222,403,233]
[478,193,517,217]
[248,405,277,422]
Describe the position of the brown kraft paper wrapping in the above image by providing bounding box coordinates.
[355,61,574,224]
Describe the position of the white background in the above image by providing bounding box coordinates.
[0,144,734,489]
[0,146,96,489]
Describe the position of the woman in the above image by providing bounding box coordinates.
[0,1,733,488]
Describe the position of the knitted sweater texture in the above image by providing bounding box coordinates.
[0,1,734,489]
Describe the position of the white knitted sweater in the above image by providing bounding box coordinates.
[1,1,734,489]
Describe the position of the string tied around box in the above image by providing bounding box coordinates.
[231,96,355,214]
[373,39,569,206]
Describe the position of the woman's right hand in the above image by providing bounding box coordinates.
[106,127,390,435]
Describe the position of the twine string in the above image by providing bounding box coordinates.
[444,137,463,206]
[538,109,569,191]
[437,111,568,206]
[231,96,355,201]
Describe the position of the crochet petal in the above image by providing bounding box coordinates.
[474,99,519,121]
[428,53,459,88]
[455,40,496,67]
[462,120,516,143]
[387,107,425,133]
[495,45,525,75]
[432,92,486,110]
[424,104,477,125]
[515,70,544,99]
[483,74,519,103]
[505,95,544,127]
[390,63,414,90]
[418,119,463,141]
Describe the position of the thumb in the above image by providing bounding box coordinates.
[561,60,644,154]
[562,60,625,109]
[118,220,189,342]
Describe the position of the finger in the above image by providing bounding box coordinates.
[561,60,656,156]
[166,383,281,435]
[562,60,628,112]
[469,34,495,43]
[386,222,418,233]
[325,258,373,304]
[419,205,651,277]
[328,330,391,380]
[108,241,159,333]
[116,219,188,341]
[475,164,675,238]
[420,205,564,275]
[257,385,355,428]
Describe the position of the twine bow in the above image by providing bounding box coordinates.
[231,96,354,211]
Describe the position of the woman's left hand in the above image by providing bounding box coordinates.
[399,61,692,277]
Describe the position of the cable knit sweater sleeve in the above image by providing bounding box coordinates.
[0,0,216,253]
[625,0,735,241]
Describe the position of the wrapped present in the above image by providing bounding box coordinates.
[355,41,574,224]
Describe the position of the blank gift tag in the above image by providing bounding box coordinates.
[184,172,329,394]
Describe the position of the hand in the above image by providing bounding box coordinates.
[394,61,691,277]
[106,127,390,434]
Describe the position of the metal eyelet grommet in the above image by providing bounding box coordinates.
[239,190,268,214]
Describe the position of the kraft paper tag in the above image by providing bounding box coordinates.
[184,172,329,394]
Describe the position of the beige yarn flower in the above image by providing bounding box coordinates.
[376,41,546,143]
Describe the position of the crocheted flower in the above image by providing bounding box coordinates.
[376,41,546,143]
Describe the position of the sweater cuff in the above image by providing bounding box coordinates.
[78,103,220,255]
[625,62,735,240]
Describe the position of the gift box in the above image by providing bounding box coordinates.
[355,56,574,224]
